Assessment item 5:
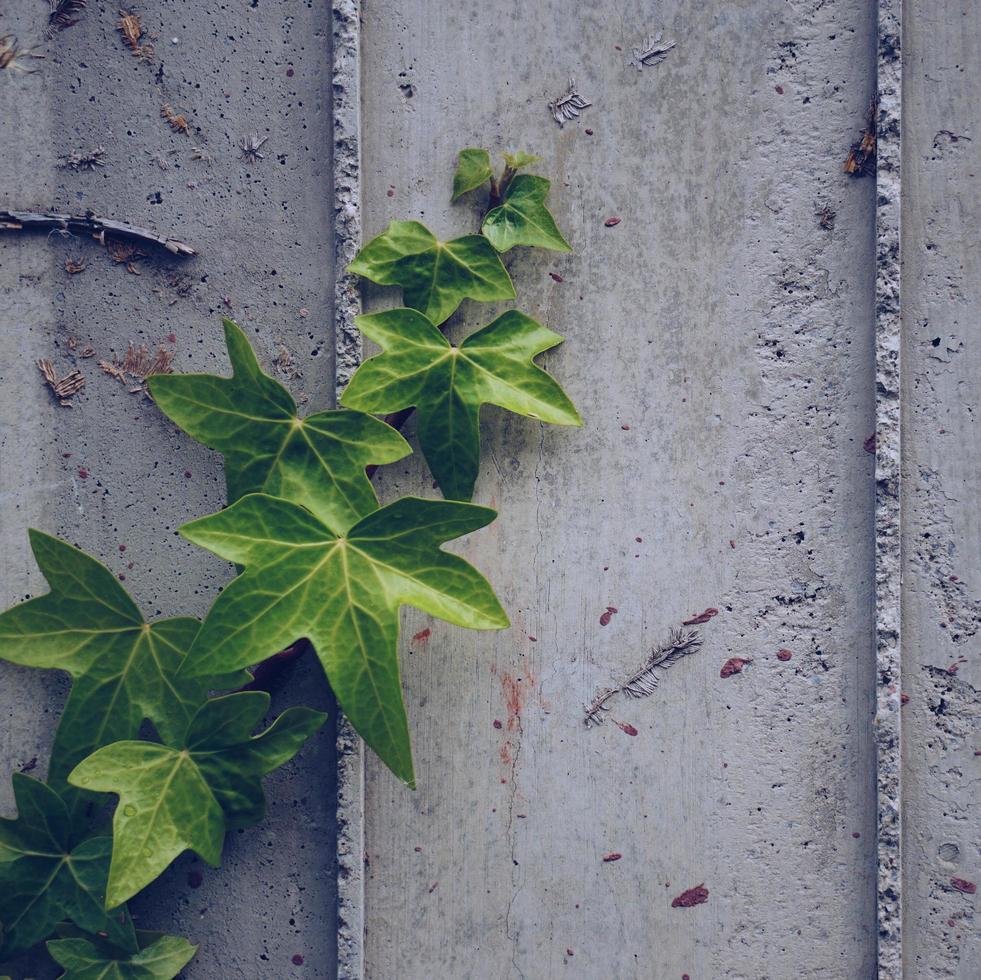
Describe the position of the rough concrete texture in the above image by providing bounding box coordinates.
[0,2,339,977]
[901,2,980,976]
[358,1,878,977]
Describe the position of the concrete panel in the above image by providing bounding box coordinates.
[358,1,878,977]
[0,2,338,977]
[900,2,981,976]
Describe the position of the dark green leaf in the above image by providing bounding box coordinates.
[0,533,231,800]
[177,495,509,786]
[341,308,582,500]
[348,221,515,325]
[451,148,493,201]
[149,319,410,535]
[0,774,136,958]
[68,692,324,909]
[47,933,197,979]
[482,174,571,253]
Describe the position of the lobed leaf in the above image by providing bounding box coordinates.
[149,319,410,535]
[0,774,136,959]
[348,220,515,325]
[451,148,493,201]
[0,532,236,803]
[177,495,509,786]
[47,933,197,979]
[502,150,541,171]
[68,692,324,909]
[341,308,582,500]
[482,174,571,253]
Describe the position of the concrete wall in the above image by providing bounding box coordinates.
[357,1,879,977]
[2,1,978,978]
[1,2,338,977]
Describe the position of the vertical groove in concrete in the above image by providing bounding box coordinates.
[332,3,366,979]
[875,0,903,975]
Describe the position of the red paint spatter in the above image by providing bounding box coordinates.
[166,333,177,344]
[77,468,89,480]
[604,216,622,227]
[602,852,622,863]
[599,605,618,627]
[493,719,503,730]
[566,948,575,957]
[683,608,718,626]
[682,975,691,980]
[720,657,751,678]
[776,648,793,662]
[549,272,565,283]
[614,720,638,736]
[412,627,431,644]
[528,635,538,642]
[775,84,784,94]
[292,953,304,965]
[900,693,910,705]
[621,423,630,430]
[951,877,976,895]
[671,884,709,908]
[864,433,876,454]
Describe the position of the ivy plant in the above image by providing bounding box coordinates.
[0,150,578,977]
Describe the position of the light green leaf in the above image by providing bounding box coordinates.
[482,174,571,253]
[502,150,541,171]
[148,319,410,535]
[451,148,493,201]
[348,221,515,325]
[178,495,509,786]
[68,692,324,909]
[47,933,197,980]
[0,774,137,958]
[0,532,228,800]
[341,308,582,500]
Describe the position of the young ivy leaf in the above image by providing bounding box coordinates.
[451,148,493,201]
[0,774,137,959]
[502,150,541,171]
[482,174,571,253]
[68,692,324,909]
[47,933,197,980]
[348,220,515,326]
[148,319,410,536]
[0,532,236,800]
[176,495,510,787]
[341,308,582,501]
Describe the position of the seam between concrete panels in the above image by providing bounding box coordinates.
[875,0,902,976]
[332,2,366,979]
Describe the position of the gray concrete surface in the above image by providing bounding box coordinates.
[357,1,879,977]
[0,2,339,977]
[900,2,980,976]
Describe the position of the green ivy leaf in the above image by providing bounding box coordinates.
[348,221,515,325]
[68,692,323,909]
[0,532,233,799]
[177,495,509,787]
[451,148,493,201]
[148,319,410,535]
[341,308,582,500]
[502,150,541,171]
[0,774,137,959]
[482,174,571,253]
[47,934,197,980]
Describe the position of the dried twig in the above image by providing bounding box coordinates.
[584,627,703,726]
[37,359,85,406]
[548,79,591,127]
[60,146,106,171]
[239,131,269,162]
[46,0,88,36]
[0,210,196,256]
[630,31,677,70]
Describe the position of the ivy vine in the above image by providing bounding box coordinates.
[0,150,578,977]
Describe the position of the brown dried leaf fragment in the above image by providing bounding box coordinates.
[844,98,877,177]
[104,236,146,273]
[65,257,86,274]
[817,205,836,230]
[118,11,142,49]
[46,0,88,36]
[161,104,190,135]
[37,359,85,407]
[101,342,174,396]
[0,35,43,74]
[60,146,107,171]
